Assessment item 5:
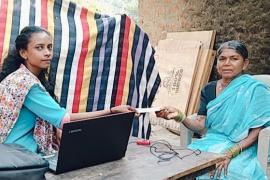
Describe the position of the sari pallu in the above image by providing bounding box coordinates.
[188,74,270,180]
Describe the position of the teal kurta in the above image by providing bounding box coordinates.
[189,74,270,180]
[4,84,66,152]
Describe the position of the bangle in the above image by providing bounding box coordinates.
[110,108,113,114]
[227,148,234,158]
[227,144,241,158]
[175,112,186,123]
[237,143,243,153]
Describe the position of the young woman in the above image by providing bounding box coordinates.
[0,26,135,155]
[156,40,270,179]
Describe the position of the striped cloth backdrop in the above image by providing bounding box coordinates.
[0,0,160,139]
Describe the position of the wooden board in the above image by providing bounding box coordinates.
[167,30,216,115]
[167,30,216,50]
[187,50,216,114]
[191,50,216,113]
[153,39,202,114]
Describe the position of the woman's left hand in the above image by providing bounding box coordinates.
[214,152,232,178]
[111,105,137,114]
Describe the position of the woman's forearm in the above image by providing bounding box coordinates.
[238,127,262,151]
[182,115,206,132]
[70,109,111,121]
[225,127,262,159]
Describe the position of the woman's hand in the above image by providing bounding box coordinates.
[210,151,232,178]
[111,105,136,114]
[155,106,180,120]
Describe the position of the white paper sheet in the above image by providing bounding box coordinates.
[136,107,161,113]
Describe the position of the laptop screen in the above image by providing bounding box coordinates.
[55,112,135,174]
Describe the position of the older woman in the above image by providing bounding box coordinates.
[157,40,270,179]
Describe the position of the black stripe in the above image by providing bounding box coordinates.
[48,0,62,100]
[149,74,161,106]
[146,119,151,139]
[8,0,21,53]
[94,13,101,19]
[59,2,76,108]
[131,116,140,137]
[146,52,161,106]
[29,0,35,26]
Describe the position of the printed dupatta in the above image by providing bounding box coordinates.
[0,65,56,155]
[206,74,270,142]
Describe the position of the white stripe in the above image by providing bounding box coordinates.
[104,15,121,109]
[137,116,143,138]
[138,43,152,138]
[34,0,41,26]
[19,0,30,31]
[65,5,82,112]
[54,0,69,106]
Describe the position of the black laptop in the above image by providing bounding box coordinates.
[44,112,135,174]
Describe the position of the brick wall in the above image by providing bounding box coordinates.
[139,0,270,75]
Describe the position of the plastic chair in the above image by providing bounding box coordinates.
[180,74,270,173]
[254,75,270,173]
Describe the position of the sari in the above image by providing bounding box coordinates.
[188,74,270,180]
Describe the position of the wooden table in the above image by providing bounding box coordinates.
[46,138,225,180]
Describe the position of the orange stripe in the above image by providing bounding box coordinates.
[47,0,54,36]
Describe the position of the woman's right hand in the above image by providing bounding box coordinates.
[155,106,181,120]
[209,151,232,179]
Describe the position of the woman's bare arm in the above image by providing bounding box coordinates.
[156,106,206,132]
[69,105,135,121]
[238,127,262,150]
[182,115,206,133]
[70,109,111,121]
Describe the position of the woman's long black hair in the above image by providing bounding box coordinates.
[0,26,55,98]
